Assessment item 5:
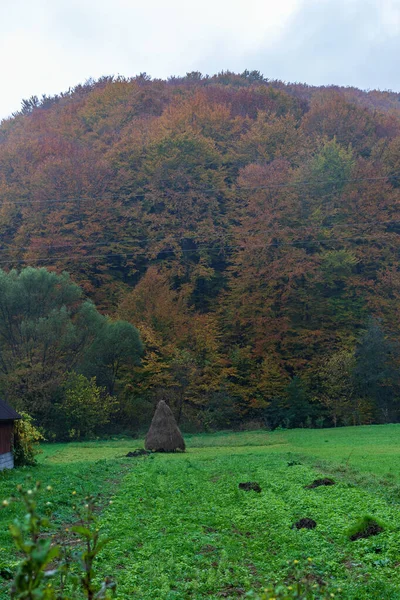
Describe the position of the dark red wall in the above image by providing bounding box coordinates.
[0,423,13,454]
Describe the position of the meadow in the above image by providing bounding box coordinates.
[2,425,400,598]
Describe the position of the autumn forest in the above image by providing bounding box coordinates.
[1,70,400,436]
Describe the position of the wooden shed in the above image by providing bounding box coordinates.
[0,398,21,470]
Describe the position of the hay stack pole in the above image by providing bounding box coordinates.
[145,400,186,452]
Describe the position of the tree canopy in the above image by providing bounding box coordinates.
[0,267,142,435]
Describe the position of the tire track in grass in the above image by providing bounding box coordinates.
[97,450,400,599]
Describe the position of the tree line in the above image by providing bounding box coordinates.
[0,268,398,437]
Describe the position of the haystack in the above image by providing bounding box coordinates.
[145,400,185,452]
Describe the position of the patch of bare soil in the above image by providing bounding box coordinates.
[126,449,151,457]
[238,482,261,492]
[305,478,335,489]
[293,518,317,530]
[350,521,384,541]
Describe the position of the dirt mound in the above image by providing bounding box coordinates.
[238,482,262,493]
[126,449,151,457]
[305,478,335,489]
[349,519,384,541]
[293,518,317,530]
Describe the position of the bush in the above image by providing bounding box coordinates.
[13,413,44,466]
[61,373,117,440]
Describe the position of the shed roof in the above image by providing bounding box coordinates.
[0,398,22,421]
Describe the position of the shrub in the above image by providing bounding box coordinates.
[13,412,44,466]
[62,373,117,440]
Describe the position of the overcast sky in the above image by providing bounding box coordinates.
[1,0,399,120]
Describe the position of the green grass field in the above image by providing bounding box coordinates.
[2,425,400,598]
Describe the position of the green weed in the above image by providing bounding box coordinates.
[1,427,400,597]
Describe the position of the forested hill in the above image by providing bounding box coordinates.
[1,71,400,428]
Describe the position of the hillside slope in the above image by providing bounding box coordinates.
[1,72,399,426]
